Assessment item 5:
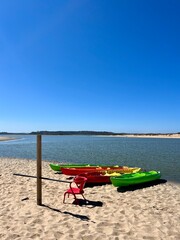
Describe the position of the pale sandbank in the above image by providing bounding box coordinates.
[0,136,16,141]
[111,133,180,139]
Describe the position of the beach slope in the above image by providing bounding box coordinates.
[0,158,180,239]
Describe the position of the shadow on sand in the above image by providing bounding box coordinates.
[42,204,90,221]
[72,199,103,208]
[85,182,111,188]
[117,179,167,193]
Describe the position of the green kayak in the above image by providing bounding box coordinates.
[49,163,109,172]
[50,163,90,171]
[110,171,161,187]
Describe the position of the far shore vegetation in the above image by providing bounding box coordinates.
[0,131,180,136]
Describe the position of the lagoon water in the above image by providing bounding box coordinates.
[0,135,180,183]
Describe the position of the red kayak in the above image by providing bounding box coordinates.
[78,171,111,184]
[61,166,128,176]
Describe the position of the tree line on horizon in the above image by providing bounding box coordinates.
[0,131,180,135]
[29,131,121,135]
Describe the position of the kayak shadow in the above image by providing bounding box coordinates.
[55,172,62,175]
[85,182,111,188]
[72,199,103,208]
[117,179,167,192]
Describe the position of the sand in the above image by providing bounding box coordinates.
[111,134,180,139]
[0,137,16,141]
[0,157,180,240]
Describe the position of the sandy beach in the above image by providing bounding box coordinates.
[0,158,180,239]
[112,134,180,139]
[0,137,16,141]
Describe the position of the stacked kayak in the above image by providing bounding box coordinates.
[61,166,141,176]
[49,163,97,172]
[49,163,121,172]
[50,163,160,187]
[110,171,161,187]
[79,171,122,184]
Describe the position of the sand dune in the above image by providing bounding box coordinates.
[0,158,180,239]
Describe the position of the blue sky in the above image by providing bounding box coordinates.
[0,0,180,133]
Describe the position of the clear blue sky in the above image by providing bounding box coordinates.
[0,0,180,133]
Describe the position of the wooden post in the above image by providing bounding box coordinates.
[37,134,42,205]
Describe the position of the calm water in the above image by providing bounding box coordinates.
[0,135,180,183]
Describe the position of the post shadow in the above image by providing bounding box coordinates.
[41,204,90,221]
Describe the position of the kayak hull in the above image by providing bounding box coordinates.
[79,172,111,184]
[110,171,161,187]
[49,163,94,172]
[61,166,141,176]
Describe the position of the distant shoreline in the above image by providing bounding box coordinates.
[109,134,180,139]
[1,130,180,137]
[1,133,180,140]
